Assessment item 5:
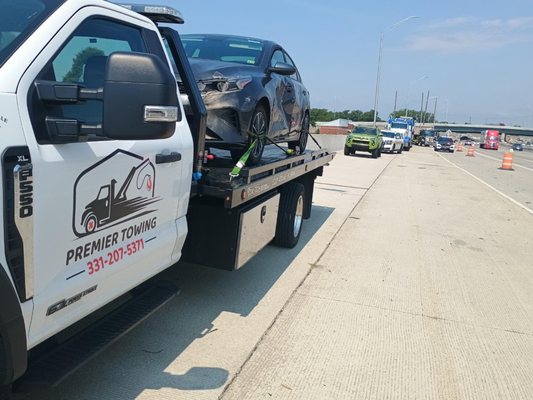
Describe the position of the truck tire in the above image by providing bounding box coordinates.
[84,214,97,234]
[371,148,379,158]
[344,145,350,156]
[398,145,403,154]
[274,182,305,248]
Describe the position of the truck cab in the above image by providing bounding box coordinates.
[0,0,194,394]
[388,117,415,151]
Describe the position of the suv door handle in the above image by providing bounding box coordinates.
[156,152,181,164]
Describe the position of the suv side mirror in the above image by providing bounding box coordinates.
[268,62,296,76]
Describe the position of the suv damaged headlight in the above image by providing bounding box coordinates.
[216,77,252,92]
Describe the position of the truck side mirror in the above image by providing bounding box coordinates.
[34,52,180,143]
[103,52,179,140]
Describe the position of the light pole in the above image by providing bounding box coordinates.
[405,75,428,117]
[372,16,419,127]
[429,96,438,124]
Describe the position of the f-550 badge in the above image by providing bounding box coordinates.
[72,149,160,237]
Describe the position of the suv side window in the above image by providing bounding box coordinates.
[30,18,147,142]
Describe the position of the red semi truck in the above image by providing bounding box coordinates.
[479,130,500,150]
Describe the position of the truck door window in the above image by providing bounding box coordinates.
[29,18,147,142]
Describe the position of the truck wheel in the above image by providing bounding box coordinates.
[371,148,379,158]
[289,113,309,154]
[274,182,305,248]
[0,385,12,400]
[344,145,350,156]
[84,214,97,234]
[398,145,403,154]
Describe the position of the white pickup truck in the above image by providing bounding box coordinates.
[0,1,333,398]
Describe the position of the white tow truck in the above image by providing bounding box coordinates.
[0,1,334,398]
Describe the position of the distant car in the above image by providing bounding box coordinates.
[417,129,436,146]
[434,137,455,153]
[344,126,383,158]
[512,143,524,151]
[381,131,403,153]
[180,34,310,165]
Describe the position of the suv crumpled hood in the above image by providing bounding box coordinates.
[188,58,259,81]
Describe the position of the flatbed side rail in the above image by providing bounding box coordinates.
[196,149,335,208]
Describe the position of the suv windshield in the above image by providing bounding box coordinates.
[382,132,395,138]
[181,34,264,66]
[438,137,453,144]
[0,0,64,68]
[351,126,378,135]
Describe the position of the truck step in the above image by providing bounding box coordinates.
[16,281,178,392]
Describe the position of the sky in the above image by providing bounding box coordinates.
[136,0,533,126]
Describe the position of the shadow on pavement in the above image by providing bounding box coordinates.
[18,204,333,400]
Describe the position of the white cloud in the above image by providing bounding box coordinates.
[408,16,533,53]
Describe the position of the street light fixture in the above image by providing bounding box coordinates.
[372,15,419,127]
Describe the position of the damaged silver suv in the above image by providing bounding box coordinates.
[180,34,311,164]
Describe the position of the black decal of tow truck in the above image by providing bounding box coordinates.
[81,160,159,234]
[73,149,160,237]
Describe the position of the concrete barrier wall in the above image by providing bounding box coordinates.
[308,134,346,151]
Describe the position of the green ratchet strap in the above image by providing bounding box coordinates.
[230,139,257,178]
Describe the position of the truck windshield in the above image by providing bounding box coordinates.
[0,0,64,68]
[382,132,395,138]
[391,122,408,129]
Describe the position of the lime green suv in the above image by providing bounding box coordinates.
[344,126,383,158]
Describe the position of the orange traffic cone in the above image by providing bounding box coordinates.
[499,152,514,171]
[456,143,463,152]
[466,146,475,157]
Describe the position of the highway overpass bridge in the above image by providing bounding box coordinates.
[430,123,533,140]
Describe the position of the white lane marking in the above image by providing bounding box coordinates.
[475,151,533,172]
[436,153,533,215]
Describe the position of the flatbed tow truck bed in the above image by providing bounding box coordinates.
[193,148,335,209]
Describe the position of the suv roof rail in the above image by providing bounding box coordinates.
[117,3,184,24]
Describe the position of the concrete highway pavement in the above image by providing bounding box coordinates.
[438,146,533,214]
[17,145,533,400]
[222,147,533,400]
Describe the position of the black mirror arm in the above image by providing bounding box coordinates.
[35,80,103,103]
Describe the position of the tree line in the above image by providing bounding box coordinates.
[310,108,436,126]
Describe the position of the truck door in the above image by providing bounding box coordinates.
[15,9,192,346]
